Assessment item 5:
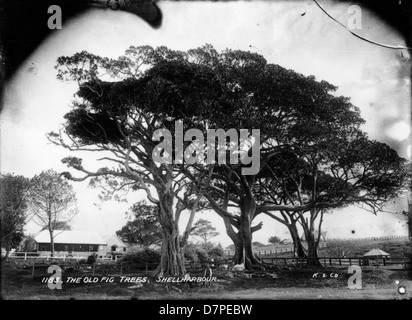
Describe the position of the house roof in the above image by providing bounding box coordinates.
[103,235,127,247]
[34,230,106,245]
[363,248,390,257]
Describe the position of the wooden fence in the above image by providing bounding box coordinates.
[7,252,117,262]
[260,256,412,269]
[17,260,208,279]
[226,243,328,258]
[7,255,411,280]
[327,235,409,242]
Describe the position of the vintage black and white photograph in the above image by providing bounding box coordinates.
[1,0,411,304]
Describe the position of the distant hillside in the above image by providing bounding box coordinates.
[323,238,410,257]
[225,237,410,258]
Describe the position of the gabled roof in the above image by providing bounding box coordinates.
[363,248,390,257]
[103,234,127,247]
[34,230,106,245]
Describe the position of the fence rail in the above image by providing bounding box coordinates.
[6,255,411,281]
[9,260,207,279]
[260,256,411,269]
[226,243,328,258]
[7,252,118,262]
[327,235,409,242]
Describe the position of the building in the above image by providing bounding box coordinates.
[363,248,390,259]
[34,230,107,257]
[103,234,127,256]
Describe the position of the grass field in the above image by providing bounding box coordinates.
[1,238,411,300]
[1,264,411,300]
[261,238,411,258]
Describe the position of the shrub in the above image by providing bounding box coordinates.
[196,247,209,263]
[87,254,97,265]
[208,245,225,262]
[184,242,225,265]
[120,248,161,264]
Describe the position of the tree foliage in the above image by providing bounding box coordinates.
[40,220,72,231]
[191,219,219,244]
[17,234,37,252]
[116,201,162,247]
[0,173,31,257]
[268,236,281,245]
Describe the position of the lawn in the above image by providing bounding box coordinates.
[321,238,410,257]
[261,238,411,258]
[2,238,411,300]
[1,261,411,300]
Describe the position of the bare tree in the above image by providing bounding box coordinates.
[28,169,78,256]
[191,219,219,244]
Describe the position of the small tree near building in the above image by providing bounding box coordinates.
[28,169,78,257]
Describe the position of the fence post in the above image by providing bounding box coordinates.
[283,258,287,266]
[329,258,332,266]
[25,252,27,260]
[403,254,406,270]
[31,260,35,279]
[339,258,341,266]
[349,258,352,266]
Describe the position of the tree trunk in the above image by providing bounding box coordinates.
[288,222,307,258]
[239,219,260,269]
[231,232,260,269]
[222,216,243,264]
[5,246,11,260]
[221,215,260,269]
[152,188,186,277]
[305,231,322,266]
[224,217,260,269]
[154,224,185,276]
[49,229,54,257]
[232,235,243,264]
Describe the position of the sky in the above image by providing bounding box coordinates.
[0,1,410,247]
